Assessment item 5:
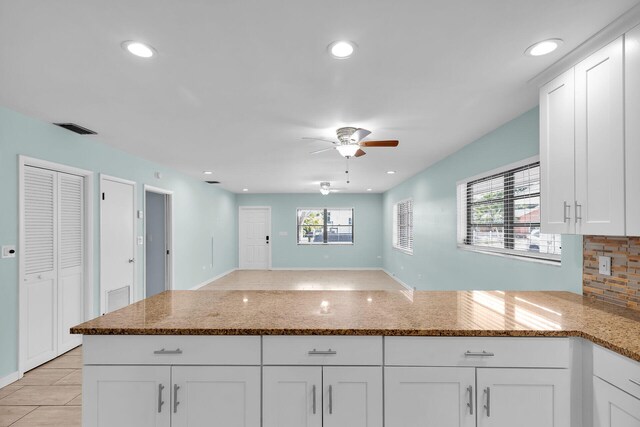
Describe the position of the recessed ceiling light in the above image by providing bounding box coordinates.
[366,188,373,192]
[328,41,357,59]
[524,39,563,57]
[203,171,213,175]
[386,170,396,175]
[122,41,156,58]
[242,188,249,192]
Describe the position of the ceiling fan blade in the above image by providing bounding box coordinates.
[350,128,371,143]
[359,140,399,147]
[310,147,334,155]
[354,149,366,157]
[302,137,339,145]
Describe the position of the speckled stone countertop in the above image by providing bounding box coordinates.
[71,290,640,362]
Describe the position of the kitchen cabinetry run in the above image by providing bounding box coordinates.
[626,24,640,236]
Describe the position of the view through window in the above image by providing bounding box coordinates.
[297,208,354,244]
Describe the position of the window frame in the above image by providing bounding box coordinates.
[296,207,354,245]
[392,198,414,255]
[456,156,561,263]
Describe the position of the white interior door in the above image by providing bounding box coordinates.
[101,176,136,314]
[172,366,261,426]
[145,191,167,298]
[263,366,322,427]
[385,367,476,427]
[323,366,383,427]
[238,207,270,269]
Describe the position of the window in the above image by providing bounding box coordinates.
[393,199,413,253]
[457,160,561,261]
[297,208,353,244]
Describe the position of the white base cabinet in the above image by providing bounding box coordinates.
[593,377,640,427]
[263,366,322,427]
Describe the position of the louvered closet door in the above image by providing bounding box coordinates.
[58,173,84,353]
[22,166,58,371]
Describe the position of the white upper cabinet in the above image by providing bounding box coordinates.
[540,68,576,234]
[626,25,640,236]
[575,37,625,235]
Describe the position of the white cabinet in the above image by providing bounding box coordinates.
[84,365,171,427]
[540,68,576,234]
[476,368,570,427]
[574,37,625,235]
[385,367,475,427]
[263,366,382,427]
[172,366,260,427]
[626,24,640,236]
[594,377,640,427]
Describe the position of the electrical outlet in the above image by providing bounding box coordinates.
[2,245,16,258]
[137,236,144,245]
[599,256,611,276]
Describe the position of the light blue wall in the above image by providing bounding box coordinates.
[237,193,383,269]
[0,106,237,379]
[382,108,583,292]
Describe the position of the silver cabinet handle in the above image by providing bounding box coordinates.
[312,385,317,414]
[173,384,180,413]
[575,201,582,224]
[158,384,165,413]
[464,350,495,357]
[308,348,337,355]
[467,385,474,415]
[484,387,491,417]
[328,385,333,414]
[153,348,183,355]
[563,201,571,223]
[630,379,640,387]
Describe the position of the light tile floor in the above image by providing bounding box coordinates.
[0,270,404,425]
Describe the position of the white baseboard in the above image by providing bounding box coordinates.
[382,269,414,291]
[268,267,384,271]
[0,371,21,389]
[190,268,237,290]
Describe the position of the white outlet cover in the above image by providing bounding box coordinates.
[2,245,16,258]
[137,236,144,245]
[598,256,611,276]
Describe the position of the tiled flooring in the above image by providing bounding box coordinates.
[0,347,82,426]
[1,270,404,425]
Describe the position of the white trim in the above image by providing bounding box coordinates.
[382,269,414,291]
[143,185,174,297]
[18,155,94,375]
[456,155,540,186]
[99,174,137,314]
[0,371,21,389]
[457,245,562,266]
[269,267,384,271]
[238,206,272,269]
[295,207,355,245]
[190,268,237,290]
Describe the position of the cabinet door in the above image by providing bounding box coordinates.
[626,25,640,236]
[83,365,171,427]
[172,366,260,427]
[476,368,570,427]
[385,367,475,427]
[575,37,625,235]
[594,377,640,427]
[263,366,322,427]
[540,68,576,234]
[323,367,382,427]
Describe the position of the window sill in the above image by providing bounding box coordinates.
[298,242,354,246]
[457,245,561,266]
[393,246,413,256]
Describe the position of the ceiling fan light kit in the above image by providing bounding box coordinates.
[319,181,331,195]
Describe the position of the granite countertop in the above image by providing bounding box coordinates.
[71,290,640,362]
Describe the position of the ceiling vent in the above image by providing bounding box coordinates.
[205,181,220,184]
[53,123,97,135]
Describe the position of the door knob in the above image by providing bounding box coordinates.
[128,258,135,263]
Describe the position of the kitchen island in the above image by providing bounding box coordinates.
[72,290,640,427]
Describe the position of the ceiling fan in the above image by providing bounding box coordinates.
[319,181,345,195]
[304,127,399,158]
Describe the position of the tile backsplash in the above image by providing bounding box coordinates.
[583,236,640,311]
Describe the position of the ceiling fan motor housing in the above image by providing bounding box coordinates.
[336,127,358,144]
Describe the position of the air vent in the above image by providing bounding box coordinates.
[205,181,220,184]
[53,123,97,135]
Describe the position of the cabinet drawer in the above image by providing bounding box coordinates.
[83,335,261,365]
[263,336,382,365]
[593,345,640,399]
[385,337,571,368]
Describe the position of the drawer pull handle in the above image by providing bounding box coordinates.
[630,379,640,387]
[467,385,473,415]
[158,384,165,413]
[153,348,183,355]
[308,348,337,355]
[464,350,495,357]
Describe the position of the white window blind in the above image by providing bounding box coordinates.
[458,160,561,261]
[24,166,56,275]
[393,199,413,253]
[59,174,84,269]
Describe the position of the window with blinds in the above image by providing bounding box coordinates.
[393,199,413,253]
[458,160,561,261]
[297,208,354,244]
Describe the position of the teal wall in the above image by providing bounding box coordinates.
[0,106,237,379]
[382,108,583,292]
[237,193,383,269]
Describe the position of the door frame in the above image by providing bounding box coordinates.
[238,206,272,270]
[143,185,174,297]
[18,155,94,375]
[99,174,137,315]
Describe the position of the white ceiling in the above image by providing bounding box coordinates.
[1,0,638,193]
